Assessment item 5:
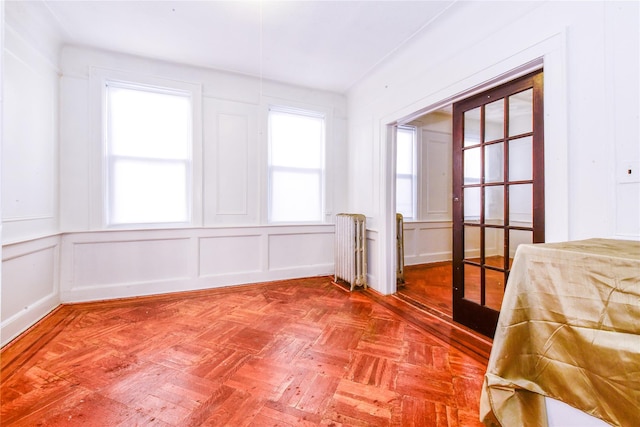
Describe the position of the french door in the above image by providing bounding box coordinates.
[452,70,544,338]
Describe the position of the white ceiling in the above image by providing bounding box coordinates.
[38,0,456,93]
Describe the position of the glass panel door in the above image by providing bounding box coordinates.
[452,70,544,338]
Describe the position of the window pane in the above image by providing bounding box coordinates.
[110,159,188,224]
[106,83,192,226]
[396,176,413,219]
[509,89,533,136]
[396,126,416,219]
[107,85,190,159]
[509,136,532,181]
[396,129,415,174]
[485,269,505,311]
[484,99,504,142]
[464,187,481,223]
[485,227,504,266]
[464,264,481,304]
[270,170,321,222]
[509,183,532,226]
[464,225,481,261]
[485,142,504,183]
[270,110,323,168]
[464,107,481,147]
[268,108,325,223]
[485,185,504,225]
[464,147,481,184]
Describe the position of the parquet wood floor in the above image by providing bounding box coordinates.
[397,263,453,318]
[397,259,509,318]
[1,277,489,426]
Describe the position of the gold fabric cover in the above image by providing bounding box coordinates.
[480,239,640,427]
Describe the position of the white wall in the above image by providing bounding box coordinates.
[55,46,346,304]
[2,6,348,346]
[59,45,348,231]
[60,225,334,303]
[2,1,61,243]
[348,1,640,294]
[1,2,63,346]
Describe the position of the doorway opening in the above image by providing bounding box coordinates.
[393,69,545,338]
[395,107,455,319]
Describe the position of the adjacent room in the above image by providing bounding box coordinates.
[2,1,638,425]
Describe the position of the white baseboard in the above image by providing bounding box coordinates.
[1,292,60,347]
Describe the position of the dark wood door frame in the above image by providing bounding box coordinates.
[452,70,545,338]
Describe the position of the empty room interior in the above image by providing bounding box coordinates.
[1,1,639,426]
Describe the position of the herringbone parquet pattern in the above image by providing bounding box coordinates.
[1,277,488,426]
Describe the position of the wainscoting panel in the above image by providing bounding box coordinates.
[1,235,60,347]
[71,238,192,288]
[403,221,453,266]
[199,234,262,276]
[268,231,334,270]
[60,226,335,303]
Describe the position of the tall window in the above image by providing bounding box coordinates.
[268,107,325,223]
[105,82,192,226]
[396,126,417,220]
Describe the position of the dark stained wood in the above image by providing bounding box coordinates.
[452,70,545,338]
[1,277,489,426]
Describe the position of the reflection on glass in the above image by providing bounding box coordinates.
[509,184,532,226]
[509,229,533,268]
[464,147,481,183]
[464,107,481,147]
[485,99,504,142]
[464,187,481,223]
[464,264,482,304]
[509,136,532,181]
[485,228,504,267]
[464,226,481,261]
[485,268,505,311]
[485,143,504,183]
[485,185,504,225]
[509,89,533,136]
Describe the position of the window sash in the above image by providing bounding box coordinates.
[396,126,417,220]
[105,81,193,227]
[268,106,325,223]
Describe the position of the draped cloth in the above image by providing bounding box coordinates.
[480,239,640,427]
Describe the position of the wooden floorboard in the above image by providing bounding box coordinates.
[1,277,489,426]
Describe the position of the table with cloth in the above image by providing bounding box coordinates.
[480,238,640,427]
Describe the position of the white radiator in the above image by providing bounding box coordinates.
[396,213,405,285]
[334,213,367,291]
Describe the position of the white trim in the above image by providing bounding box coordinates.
[380,31,568,295]
[88,67,203,230]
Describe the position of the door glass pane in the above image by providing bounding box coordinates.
[464,225,481,261]
[464,187,481,223]
[484,99,504,142]
[464,147,481,184]
[464,264,481,304]
[509,136,533,181]
[485,227,504,268]
[485,142,504,183]
[509,229,533,268]
[485,185,504,225]
[509,89,533,136]
[485,269,505,311]
[509,184,532,226]
[464,107,481,147]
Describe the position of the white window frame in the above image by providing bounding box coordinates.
[267,105,326,224]
[91,68,202,229]
[396,125,418,221]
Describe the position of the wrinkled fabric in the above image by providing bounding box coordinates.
[480,239,640,427]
